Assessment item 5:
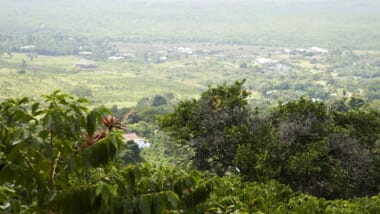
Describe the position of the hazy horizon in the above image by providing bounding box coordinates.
[1,0,380,49]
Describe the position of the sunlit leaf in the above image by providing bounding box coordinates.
[165,191,179,209]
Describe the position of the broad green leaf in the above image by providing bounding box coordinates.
[38,130,50,140]
[152,195,166,214]
[165,191,179,209]
[45,192,57,204]
[96,184,104,197]
[86,110,97,136]
[138,196,151,214]
[115,178,128,196]
[31,102,40,115]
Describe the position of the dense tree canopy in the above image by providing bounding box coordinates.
[159,80,250,175]
[159,83,380,200]
[235,98,380,199]
[1,87,380,213]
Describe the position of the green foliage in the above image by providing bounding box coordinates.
[0,91,119,211]
[330,109,380,197]
[272,98,330,143]
[332,109,380,147]
[237,98,380,199]
[159,80,250,175]
[142,129,195,169]
[49,162,211,214]
[234,122,281,181]
[197,177,380,214]
[331,97,367,112]
[1,86,380,213]
[268,99,343,198]
[119,140,144,164]
[158,82,380,200]
[0,91,222,213]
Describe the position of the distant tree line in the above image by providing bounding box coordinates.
[0,30,117,59]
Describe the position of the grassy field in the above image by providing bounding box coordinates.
[0,53,204,107]
[1,43,380,109]
[1,0,379,108]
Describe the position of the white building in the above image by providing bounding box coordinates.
[123,133,151,149]
[256,57,277,64]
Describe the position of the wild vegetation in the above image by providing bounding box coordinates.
[1,84,380,213]
[1,0,380,110]
[1,0,380,212]
[1,47,380,111]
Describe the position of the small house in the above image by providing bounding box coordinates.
[256,57,277,65]
[108,56,125,61]
[78,51,93,56]
[307,47,328,54]
[20,45,36,50]
[157,56,167,63]
[177,47,193,54]
[123,133,151,149]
